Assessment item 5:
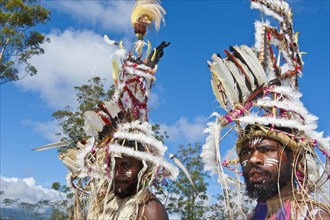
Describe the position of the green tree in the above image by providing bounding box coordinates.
[0,0,50,85]
[165,143,209,220]
[1,196,51,219]
[52,76,115,151]
[207,191,254,220]
[49,182,73,220]
[51,77,116,218]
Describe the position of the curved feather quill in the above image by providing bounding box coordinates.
[210,53,238,108]
[224,59,250,103]
[230,45,267,87]
[32,141,70,151]
[169,154,197,192]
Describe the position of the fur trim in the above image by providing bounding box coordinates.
[113,130,167,155]
[109,144,179,180]
[201,117,221,175]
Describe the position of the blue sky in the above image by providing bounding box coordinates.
[1,0,329,205]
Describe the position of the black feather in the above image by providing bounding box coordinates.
[146,41,171,68]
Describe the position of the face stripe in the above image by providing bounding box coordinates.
[125,171,133,177]
[265,158,279,166]
[242,159,248,167]
[249,137,263,146]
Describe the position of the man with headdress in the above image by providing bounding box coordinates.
[236,124,330,219]
[201,0,330,219]
[36,0,178,219]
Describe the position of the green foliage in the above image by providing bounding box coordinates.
[165,143,209,220]
[0,184,78,219]
[0,0,50,85]
[207,191,254,219]
[51,182,61,191]
[52,76,115,151]
[49,208,67,220]
[152,123,168,142]
[49,182,73,220]
[1,196,52,219]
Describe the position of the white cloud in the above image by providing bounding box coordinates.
[47,1,134,34]
[0,176,62,205]
[161,116,208,143]
[22,120,60,142]
[149,92,161,109]
[16,29,115,109]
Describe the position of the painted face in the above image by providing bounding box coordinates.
[114,156,143,199]
[239,137,292,201]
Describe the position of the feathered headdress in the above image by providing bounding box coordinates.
[131,0,166,38]
[34,0,179,202]
[201,0,329,217]
[67,0,178,191]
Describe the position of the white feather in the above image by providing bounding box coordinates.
[32,141,70,151]
[271,86,302,99]
[254,20,270,52]
[211,53,239,106]
[108,144,179,180]
[255,97,318,125]
[104,34,117,46]
[169,154,197,192]
[211,78,228,111]
[280,49,294,70]
[224,59,250,101]
[306,153,320,187]
[117,121,154,137]
[251,2,284,22]
[265,54,276,81]
[84,111,106,137]
[113,131,167,155]
[238,114,317,132]
[124,63,154,81]
[232,45,267,87]
[280,63,295,76]
[114,48,127,59]
[305,130,330,156]
[201,119,221,176]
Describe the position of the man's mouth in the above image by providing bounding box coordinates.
[248,169,268,183]
[115,180,129,185]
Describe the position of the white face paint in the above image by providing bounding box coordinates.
[241,159,248,167]
[265,158,279,166]
[249,136,263,146]
[125,171,133,177]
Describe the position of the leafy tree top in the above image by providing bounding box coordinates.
[0,0,50,85]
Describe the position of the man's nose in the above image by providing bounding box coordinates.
[249,151,263,165]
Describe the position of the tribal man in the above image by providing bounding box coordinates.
[201,0,330,219]
[46,0,179,219]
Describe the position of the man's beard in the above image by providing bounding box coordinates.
[243,163,292,201]
[114,180,139,199]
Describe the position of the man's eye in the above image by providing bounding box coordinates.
[259,147,273,153]
[241,150,251,156]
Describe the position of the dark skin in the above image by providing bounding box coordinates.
[114,156,169,220]
[142,199,169,220]
[114,156,143,199]
[240,137,330,220]
[240,137,293,201]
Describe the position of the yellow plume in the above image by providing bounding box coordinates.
[131,0,166,32]
[112,59,119,86]
[294,32,299,44]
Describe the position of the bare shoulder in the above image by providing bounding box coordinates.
[142,199,169,220]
